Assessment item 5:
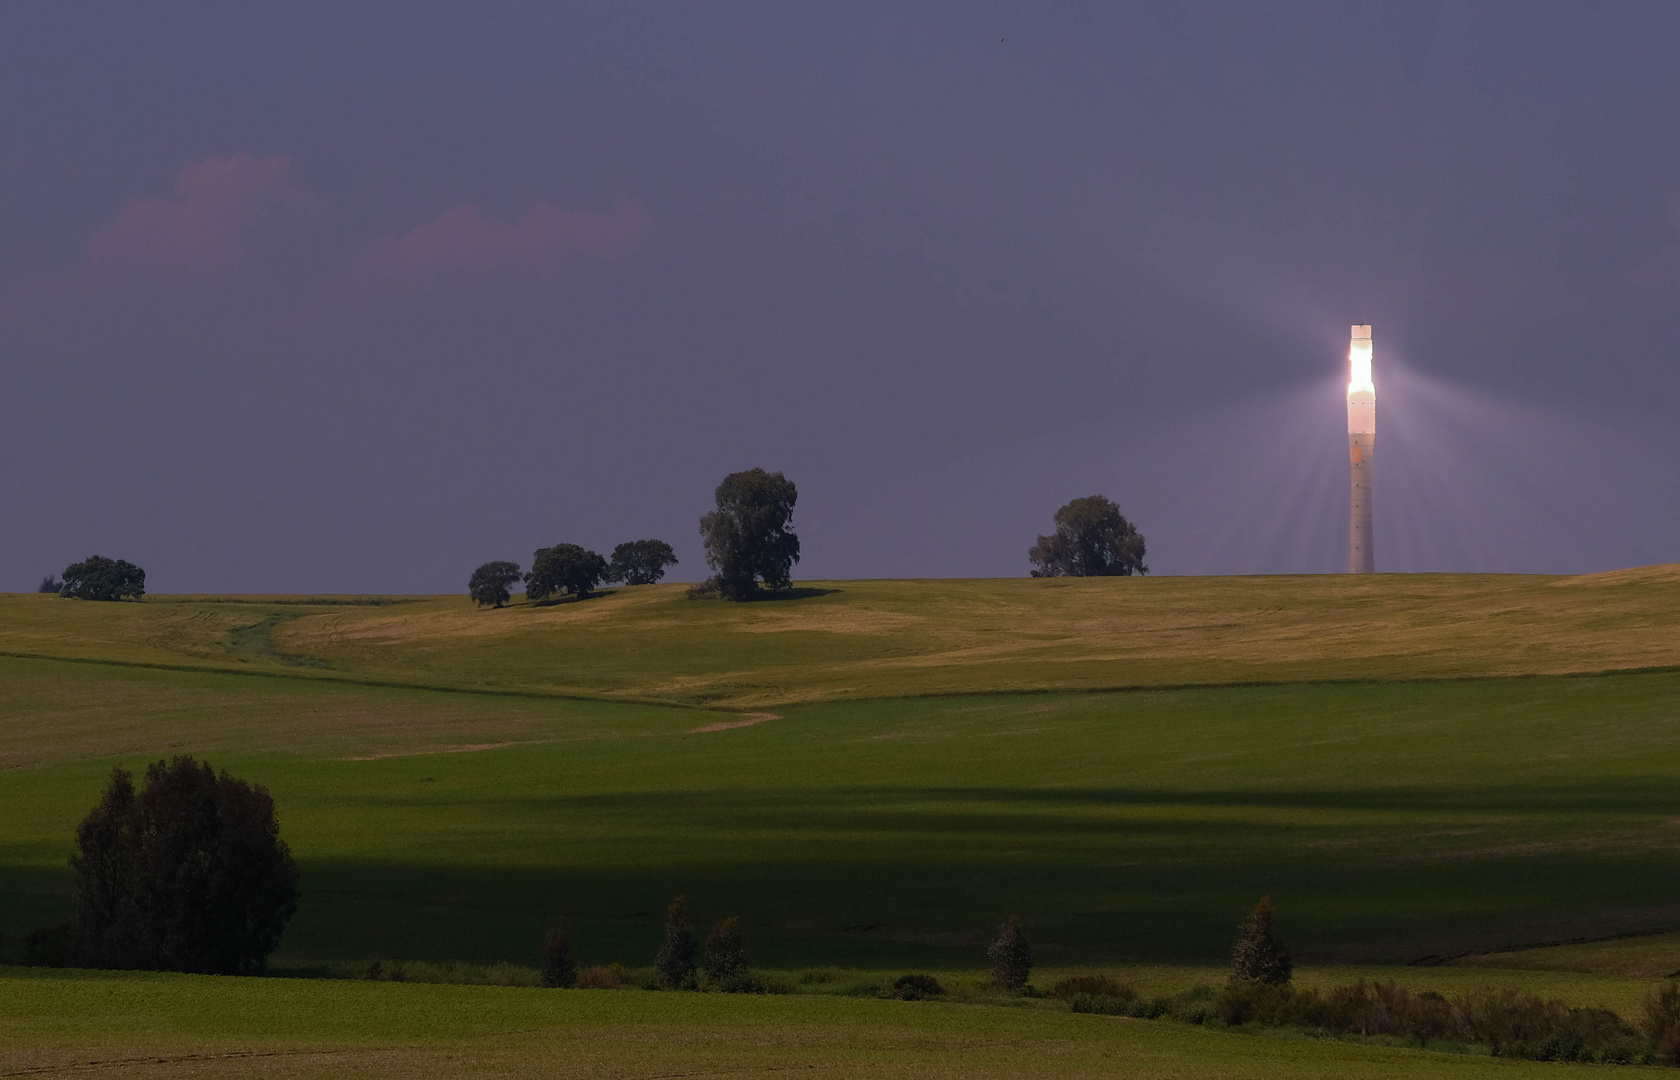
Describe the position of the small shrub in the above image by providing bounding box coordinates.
[539,920,576,989]
[713,970,796,995]
[1229,896,1292,985]
[578,963,629,989]
[987,914,1033,990]
[37,575,62,594]
[654,896,698,989]
[797,968,837,985]
[685,578,721,600]
[1071,993,1142,1017]
[704,916,745,984]
[1050,974,1136,1002]
[891,973,946,1001]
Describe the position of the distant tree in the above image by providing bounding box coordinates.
[1028,495,1147,578]
[654,895,698,989]
[59,556,146,601]
[606,540,679,586]
[37,575,63,594]
[698,469,800,601]
[704,916,746,984]
[468,560,523,608]
[524,544,608,603]
[69,756,300,974]
[988,914,1033,990]
[539,919,577,988]
[1230,896,1292,985]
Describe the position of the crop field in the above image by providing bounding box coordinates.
[3,568,1680,1076]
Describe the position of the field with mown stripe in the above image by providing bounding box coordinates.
[3,569,1679,1076]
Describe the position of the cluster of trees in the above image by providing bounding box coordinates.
[1029,495,1147,577]
[27,757,301,974]
[42,555,147,601]
[469,467,805,608]
[469,540,680,608]
[536,896,752,992]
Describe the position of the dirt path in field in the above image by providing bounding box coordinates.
[687,712,780,733]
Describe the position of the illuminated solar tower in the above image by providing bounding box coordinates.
[1347,325,1375,573]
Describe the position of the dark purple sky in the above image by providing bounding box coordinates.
[4,3,1678,592]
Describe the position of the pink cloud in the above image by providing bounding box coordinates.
[351,200,650,281]
[87,155,314,271]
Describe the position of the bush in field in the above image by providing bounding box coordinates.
[654,896,698,989]
[37,575,62,594]
[891,973,946,1001]
[468,561,523,608]
[525,544,608,602]
[1646,981,1680,1063]
[987,914,1033,990]
[539,920,576,988]
[70,756,300,974]
[698,468,800,601]
[703,916,745,985]
[607,540,678,586]
[1050,974,1136,1001]
[59,555,146,601]
[578,963,629,989]
[1230,896,1292,985]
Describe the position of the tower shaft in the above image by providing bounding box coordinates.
[1346,324,1375,574]
[1348,431,1374,573]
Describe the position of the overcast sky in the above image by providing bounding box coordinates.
[3,3,1677,592]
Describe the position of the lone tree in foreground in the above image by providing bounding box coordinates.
[704,916,746,985]
[468,560,523,608]
[1028,495,1147,578]
[1230,896,1292,985]
[70,756,300,974]
[698,468,800,601]
[654,895,698,989]
[524,544,608,602]
[988,914,1033,990]
[606,539,679,586]
[59,555,146,601]
[539,919,577,988]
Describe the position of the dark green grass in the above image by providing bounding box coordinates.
[5,655,1680,972]
[0,966,1654,1080]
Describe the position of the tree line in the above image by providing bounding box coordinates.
[37,476,1147,601]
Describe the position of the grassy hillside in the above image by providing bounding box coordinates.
[0,966,1657,1080]
[7,568,1680,1078]
[3,565,1679,706]
[5,652,1680,971]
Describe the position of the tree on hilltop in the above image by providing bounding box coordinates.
[1028,495,1147,578]
[607,540,679,586]
[468,561,523,608]
[59,556,146,601]
[698,469,800,601]
[525,544,608,602]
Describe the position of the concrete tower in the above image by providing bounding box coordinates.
[1347,324,1375,573]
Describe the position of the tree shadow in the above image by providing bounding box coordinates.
[519,589,623,609]
[751,587,839,602]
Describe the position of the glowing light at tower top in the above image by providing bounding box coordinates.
[1348,325,1374,396]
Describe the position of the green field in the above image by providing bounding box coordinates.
[4,570,1680,1075]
